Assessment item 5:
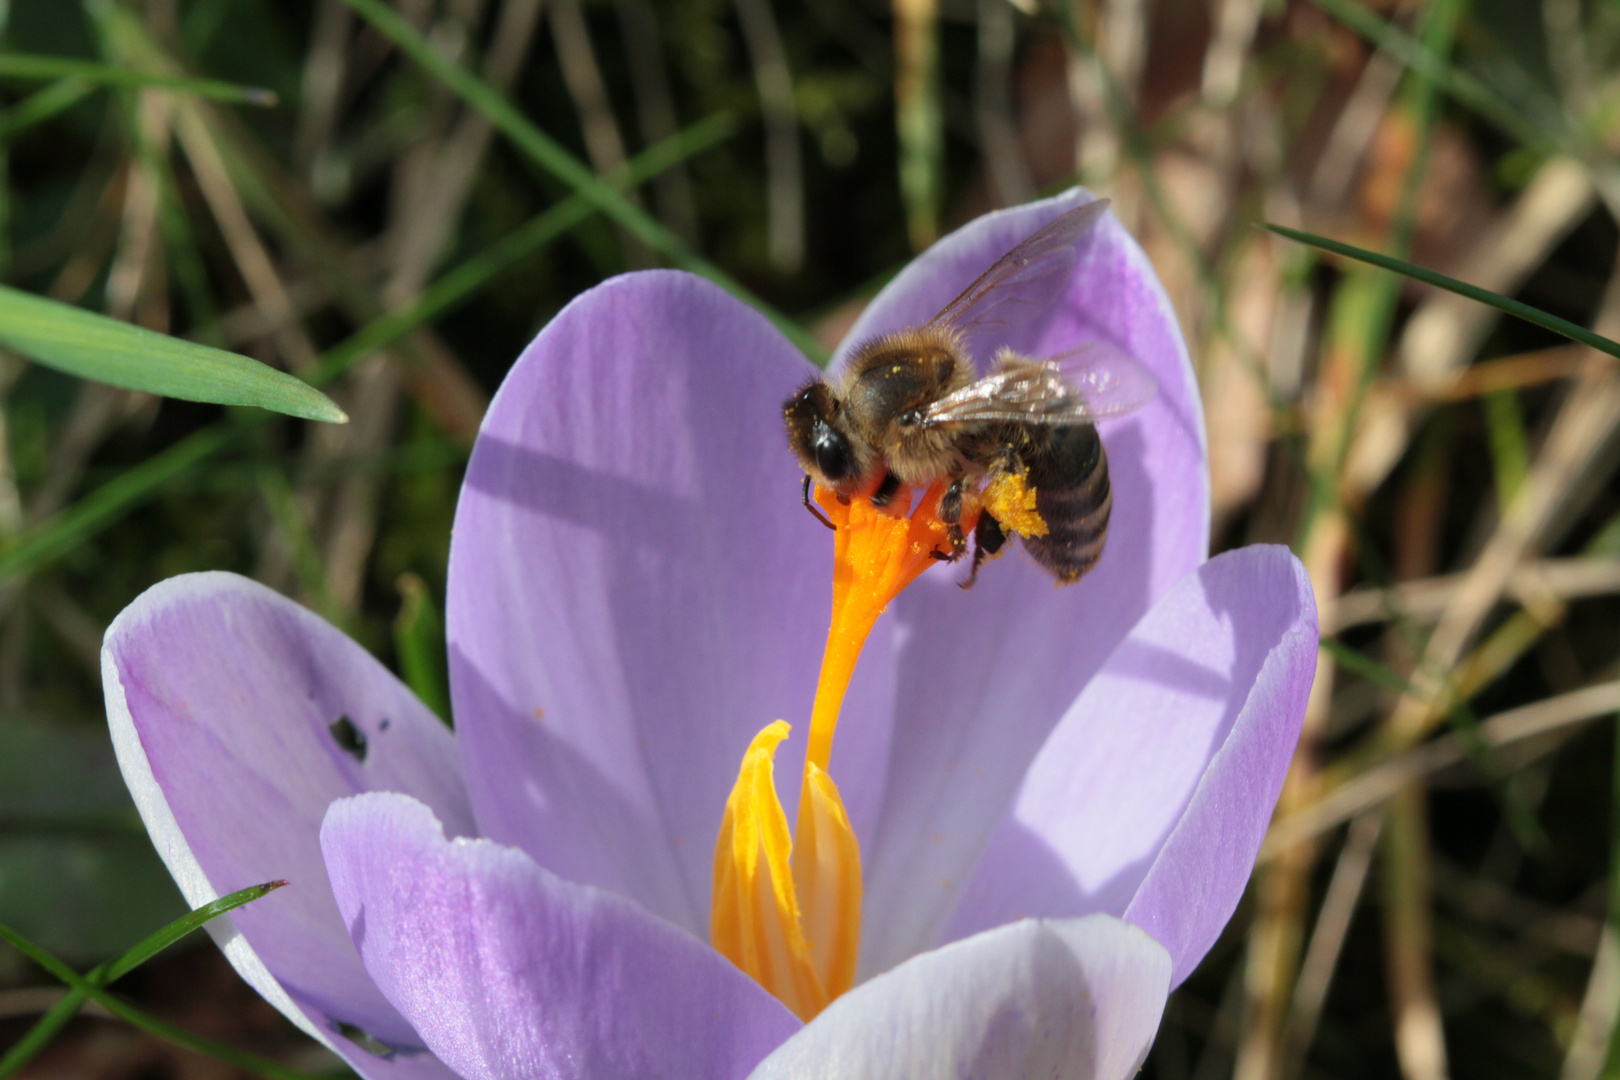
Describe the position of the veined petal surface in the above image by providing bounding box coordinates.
[947,545,1317,984]
[322,792,800,1080]
[448,271,906,936]
[851,191,1210,971]
[103,572,472,1078]
[748,914,1169,1080]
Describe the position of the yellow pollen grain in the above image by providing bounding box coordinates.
[982,471,1048,537]
[710,480,962,1019]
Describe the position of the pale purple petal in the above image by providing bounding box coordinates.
[854,190,1210,971]
[103,573,473,1079]
[749,915,1169,1080]
[946,546,1317,985]
[322,792,800,1080]
[447,270,897,936]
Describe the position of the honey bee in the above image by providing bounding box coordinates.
[783,199,1157,587]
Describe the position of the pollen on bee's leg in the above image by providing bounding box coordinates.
[982,470,1048,538]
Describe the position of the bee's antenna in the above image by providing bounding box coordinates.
[803,475,836,530]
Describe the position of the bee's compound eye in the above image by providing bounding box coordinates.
[811,419,855,481]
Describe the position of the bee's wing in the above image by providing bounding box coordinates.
[922,341,1157,427]
[923,199,1110,342]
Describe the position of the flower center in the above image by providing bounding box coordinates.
[710,481,963,1019]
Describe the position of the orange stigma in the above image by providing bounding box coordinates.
[710,482,963,1018]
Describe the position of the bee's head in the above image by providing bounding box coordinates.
[784,379,869,491]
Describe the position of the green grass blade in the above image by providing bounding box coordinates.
[0,987,95,1078]
[0,110,739,581]
[0,53,276,105]
[394,573,450,724]
[311,111,739,386]
[1305,0,1561,156]
[1262,223,1620,363]
[1322,638,1550,853]
[0,425,233,582]
[107,880,289,980]
[0,881,289,1079]
[1320,637,1416,695]
[337,0,827,365]
[0,917,317,1080]
[0,78,97,141]
[1483,389,1530,506]
[895,0,942,250]
[0,287,346,422]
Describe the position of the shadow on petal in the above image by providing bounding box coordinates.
[464,436,702,540]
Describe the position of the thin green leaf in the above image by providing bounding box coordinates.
[0,111,733,581]
[255,463,344,628]
[109,880,288,981]
[1295,0,1461,541]
[337,0,828,365]
[1261,223,1620,363]
[1483,389,1530,506]
[0,882,288,1079]
[0,287,346,422]
[895,0,942,250]
[0,53,275,105]
[1324,638,1551,853]
[1305,0,1563,157]
[394,572,450,725]
[0,425,232,582]
[0,78,97,141]
[0,917,317,1080]
[1321,637,1416,695]
[311,111,739,385]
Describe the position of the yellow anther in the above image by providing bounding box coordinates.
[711,721,826,1019]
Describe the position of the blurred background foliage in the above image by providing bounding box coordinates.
[1,0,1619,1077]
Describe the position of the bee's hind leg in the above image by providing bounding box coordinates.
[962,513,1007,590]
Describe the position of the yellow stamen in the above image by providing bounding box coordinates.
[982,470,1047,537]
[711,482,959,1018]
[710,721,825,1018]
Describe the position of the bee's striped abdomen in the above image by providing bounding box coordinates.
[1021,423,1111,585]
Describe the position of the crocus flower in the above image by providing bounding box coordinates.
[104,189,1318,1080]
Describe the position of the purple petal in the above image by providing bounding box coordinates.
[322,792,800,1080]
[447,270,897,935]
[853,191,1210,971]
[104,573,474,1078]
[749,914,1169,1080]
[945,546,1317,985]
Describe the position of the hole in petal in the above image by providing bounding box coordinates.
[329,1019,417,1058]
[329,715,367,761]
